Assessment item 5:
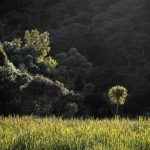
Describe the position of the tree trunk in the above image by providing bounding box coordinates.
[115,103,119,117]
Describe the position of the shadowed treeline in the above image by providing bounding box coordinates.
[0,0,150,117]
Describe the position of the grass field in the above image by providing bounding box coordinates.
[0,116,149,150]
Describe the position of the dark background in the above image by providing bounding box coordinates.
[0,0,150,117]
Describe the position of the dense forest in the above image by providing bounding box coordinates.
[0,0,150,117]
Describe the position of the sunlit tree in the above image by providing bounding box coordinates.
[108,85,128,117]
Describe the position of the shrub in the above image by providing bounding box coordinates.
[20,75,71,115]
[63,102,79,118]
[0,61,32,115]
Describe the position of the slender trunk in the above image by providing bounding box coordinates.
[115,103,119,117]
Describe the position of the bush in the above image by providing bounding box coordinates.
[20,75,75,115]
[63,102,79,118]
[0,61,32,115]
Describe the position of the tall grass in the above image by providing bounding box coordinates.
[0,116,149,150]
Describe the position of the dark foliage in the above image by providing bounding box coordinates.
[0,0,150,117]
[20,75,82,116]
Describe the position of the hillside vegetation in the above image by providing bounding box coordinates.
[0,0,150,117]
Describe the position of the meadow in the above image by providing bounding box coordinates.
[0,116,149,150]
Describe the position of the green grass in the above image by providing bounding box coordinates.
[0,116,149,150]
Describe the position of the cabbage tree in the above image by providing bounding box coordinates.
[108,85,128,117]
